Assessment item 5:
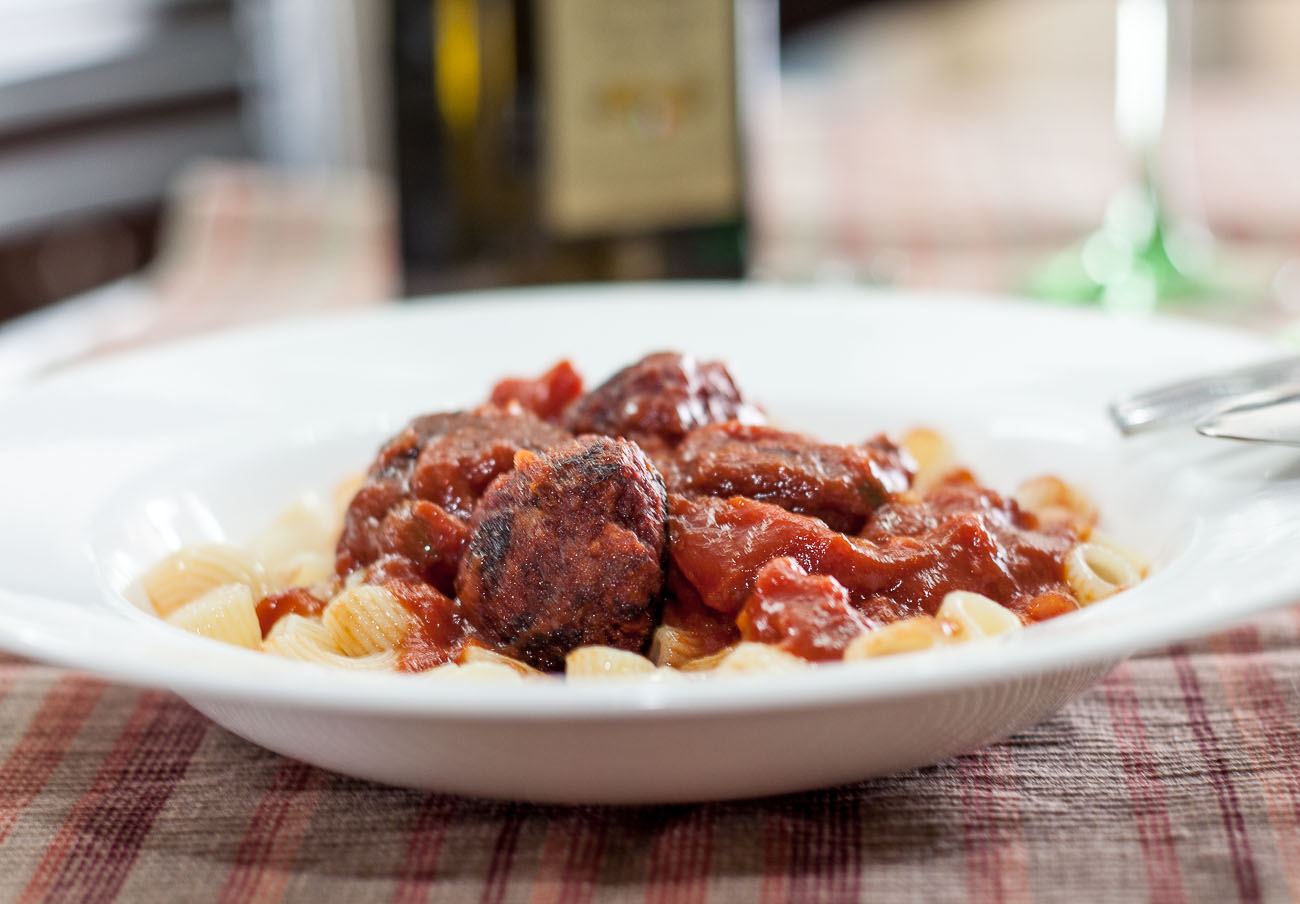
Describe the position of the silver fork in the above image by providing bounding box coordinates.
[1108,355,1300,436]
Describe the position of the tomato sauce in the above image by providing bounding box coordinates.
[256,587,328,637]
[737,557,876,661]
[668,472,1079,653]
[286,354,1093,671]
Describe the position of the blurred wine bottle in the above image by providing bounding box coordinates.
[393,0,772,292]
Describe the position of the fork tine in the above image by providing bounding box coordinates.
[1109,355,1300,434]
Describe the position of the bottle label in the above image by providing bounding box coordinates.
[538,0,741,237]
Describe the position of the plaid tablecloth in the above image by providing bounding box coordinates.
[3,602,1299,903]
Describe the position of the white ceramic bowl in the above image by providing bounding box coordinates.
[1,285,1297,803]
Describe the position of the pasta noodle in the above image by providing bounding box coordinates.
[900,427,957,491]
[678,646,737,672]
[461,644,544,677]
[249,497,338,589]
[1015,475,1098,538]
[143,544,269,617]
[262,614,397,670]
[270,551,335,590]
[845,592,1021,660]
[265,613,340,650]
[322,585,413,656]
[1064,542,1143,604]
[165,583,262,650]
[565,645,659,679]
[1085,530,1149,578]
[843,616,952,659]
[648,624,718,669]
[712,643,808,674]
[420,661,526,682]
[935,591,1024,640]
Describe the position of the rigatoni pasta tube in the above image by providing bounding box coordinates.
[143,544,269,617]
[322,585,413,656]
[566,646,657,680]
[844,616,953,659]
[165,583,262,650]
[461,644,544,678]
[262,615,398,670]
[648,623,718,669]
[900,427,956,491]
[713,643,808,674]
[421,662,526,682]
[1015,475,1098,538]
[936,591,1023,640]
[1065,542,1142,604]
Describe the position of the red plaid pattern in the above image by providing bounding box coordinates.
[3,605,1300,901]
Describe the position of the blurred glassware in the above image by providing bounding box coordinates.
[1028,0,1219,311]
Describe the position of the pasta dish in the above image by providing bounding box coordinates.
[140,352,1145,681]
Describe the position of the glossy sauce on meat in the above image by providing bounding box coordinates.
[669,473,1078,630]
[566,352,763,447]
[488,360,584,423]
[664,422,914,533]
[737,557,876,661]
[267,352,1094,672]
[858,471,1077,621]
[335,408,570,592]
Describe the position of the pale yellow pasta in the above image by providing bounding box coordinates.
[565,646,658,680]
[678,646,737,672]
[461,645,544,678]
[1065,541,1143,604]
[843,616,953,659]
[263,613,336,647]
[249,497,338,588]
[165,583,262,649]
[713,642,808,674]
[262,614,395,668]
[262,626,398,670]
[1015,475,1098,538]
[648,624,718,669]
[936,591,1024,640]
[271,551,336,589]
[901,427,957,491]
[421,661,526,683]
[1085,530,1149,578]
[143,544,269,617]
[322,584,413,656]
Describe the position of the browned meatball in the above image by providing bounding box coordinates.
[336,408,571,591]
[456,436,668,671]
[565,352,762,448]
[664,422,915,533]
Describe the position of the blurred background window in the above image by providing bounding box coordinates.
[0,0,245,320]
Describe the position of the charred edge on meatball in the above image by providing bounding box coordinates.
[335,408,571,584]
[455,435,669,671]
[466,509,514,601]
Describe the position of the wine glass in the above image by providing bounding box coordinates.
[1028,0,1216,311]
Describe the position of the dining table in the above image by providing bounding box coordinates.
[0,612,1297,902]
[2,72,1300,902]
